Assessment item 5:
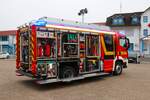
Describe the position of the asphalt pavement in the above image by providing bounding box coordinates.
[0,59,150,100]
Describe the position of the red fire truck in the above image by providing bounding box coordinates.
[16,17,130,84]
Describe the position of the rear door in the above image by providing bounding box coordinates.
[100,34,115,72]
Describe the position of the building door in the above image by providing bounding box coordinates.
[0,45,2,52]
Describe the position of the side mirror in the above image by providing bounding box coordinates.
[125,38,130,50]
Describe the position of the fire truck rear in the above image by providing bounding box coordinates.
[16,17,130,84]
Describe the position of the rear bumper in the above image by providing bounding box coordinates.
[16,69,109,84]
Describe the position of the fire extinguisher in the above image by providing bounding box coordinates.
[45,44,51,57]
[38,46,44,57]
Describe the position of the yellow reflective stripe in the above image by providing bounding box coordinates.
[118,51,127,55]
[30,34,35,61]
[31,36,34,42]
[32,57,34,61]
[32,50,34,55]
[31,43,34,49]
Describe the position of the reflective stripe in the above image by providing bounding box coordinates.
[46,24,115,35]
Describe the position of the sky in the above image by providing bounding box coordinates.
[0,0,150,30]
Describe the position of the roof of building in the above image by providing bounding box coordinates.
[0,30,17,36]
[92,22,106,26]
[106,12,144,27]
[144,7,150,13]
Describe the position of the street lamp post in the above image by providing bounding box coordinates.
[78,8,88,23]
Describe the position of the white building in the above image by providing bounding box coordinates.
[140,7,150,57]
[92,22,111,31]
[0,30,16,55]
[106,12,143,52]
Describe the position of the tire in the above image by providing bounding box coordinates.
[113,62,123,75]
[61,66,75,79]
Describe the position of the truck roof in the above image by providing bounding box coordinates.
[25,17,116,34]
[31,17,101,30]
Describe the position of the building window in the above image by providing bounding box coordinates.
[143,29,148,36]
[112,18,118,25]
[0,36,8,41]
[143,16,148,23]
[112,16,124,25]
[131,16,139,24]
[2,36,8,41]
[118,18,124,24]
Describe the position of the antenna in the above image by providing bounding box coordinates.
[120,0,122,13]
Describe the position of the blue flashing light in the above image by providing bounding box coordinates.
[34,20,47,26]
[119,31,125,35]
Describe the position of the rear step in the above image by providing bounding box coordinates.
[36,72,109,84]
[16,70,33,77]
[36,79,61,84]
[82,72,109,78]
[61,72,109,82]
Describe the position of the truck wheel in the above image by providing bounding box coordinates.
[114,62,123,75]
[62,66,75,79]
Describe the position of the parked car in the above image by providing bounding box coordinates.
[0,52,10,59]
[128,51,140,64]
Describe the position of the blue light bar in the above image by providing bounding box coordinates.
[34,20,47,26]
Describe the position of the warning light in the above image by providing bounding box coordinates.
[34,20,47,26]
